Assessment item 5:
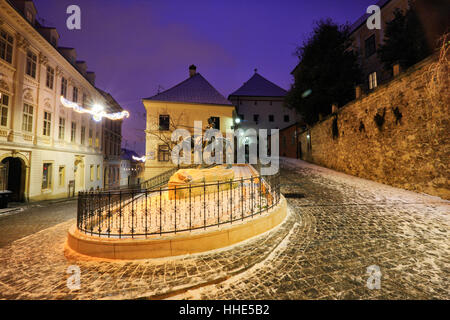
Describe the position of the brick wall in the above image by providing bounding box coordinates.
[298,54,450,200]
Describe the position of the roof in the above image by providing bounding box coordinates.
[121,148,140,161]
[228,73,287,98]
[97,88,123,113]
[144,73,232,106]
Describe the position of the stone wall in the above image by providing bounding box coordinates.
[298,54,450,200]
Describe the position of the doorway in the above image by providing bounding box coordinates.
[74,158,85,193]
[1,157,25,202]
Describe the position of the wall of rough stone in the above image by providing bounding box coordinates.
[298,54,450,200]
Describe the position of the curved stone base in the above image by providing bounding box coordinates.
[66,196,287,260]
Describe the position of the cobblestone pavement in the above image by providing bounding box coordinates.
[0,196,295,299]
[0,199,77,248]
[0,159,448,300]
[175,159,449,300]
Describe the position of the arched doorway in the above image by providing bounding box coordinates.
[1,157,25,202]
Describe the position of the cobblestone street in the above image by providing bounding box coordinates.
[0,159,448,300]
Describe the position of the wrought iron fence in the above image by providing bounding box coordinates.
[77,171,280,238]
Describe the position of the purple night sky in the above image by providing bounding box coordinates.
[33,0,376,155]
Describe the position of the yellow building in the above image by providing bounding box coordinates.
[142,65,236,179]
[0,0,124,201]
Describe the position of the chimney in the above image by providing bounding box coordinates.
[86,72,96,85]
[76,61,87,76]
[189,64,197,77]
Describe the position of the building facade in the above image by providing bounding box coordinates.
[99,89,123,190]
[228,71,301,156]
[120,148,144,187]
[142,65,235,179]
[348,0,410,92]
[0,0,123,201]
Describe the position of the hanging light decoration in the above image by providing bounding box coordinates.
[132,155,146,162]
[60,96,130,122]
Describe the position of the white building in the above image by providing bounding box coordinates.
[0,0,123,201]
[228,70,301,153]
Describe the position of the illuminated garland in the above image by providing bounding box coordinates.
[60,96,130,122]
[132,156,146,162]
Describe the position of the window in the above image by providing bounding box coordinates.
[369,72,378,90]
[22,103,33,132]
[254,101,258,106]
[88,128,93,146]
[0,92,9,127]
[42,163,53,189]
[81,126,86,145]
[58,117,65,140]
[46,66,54,89]
[95,131,99,148]
[71,122,76,142]
[268,115,274,122]
[159,115,170,131]
[253,114,259,123]
[90,165,94,182]
[158,145,170,162]
[284,115,290,123]
[208,117,220,130]
[61,77,67,98]
[0,29,14,63]
[58,166,65,187]
[97,165,100,180]
[365,35,376,58]
[82,94,87,107]
[26,51,37,78]
[43,112,51,136]
[73,87,78,102]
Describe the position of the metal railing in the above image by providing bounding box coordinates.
[77,171,280,238]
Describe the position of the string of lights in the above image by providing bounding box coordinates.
[60,96,130,122]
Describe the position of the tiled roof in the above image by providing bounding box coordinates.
[229,73,287,98]
[144,73,232,106]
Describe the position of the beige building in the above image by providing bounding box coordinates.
[0,0,124,201]
[142,65,235,179]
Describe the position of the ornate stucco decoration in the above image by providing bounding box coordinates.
[43,98,52,110]
[23,87,34,102]
[39,54,48,66]
[15,33,30,51]
[0,79,10,92]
